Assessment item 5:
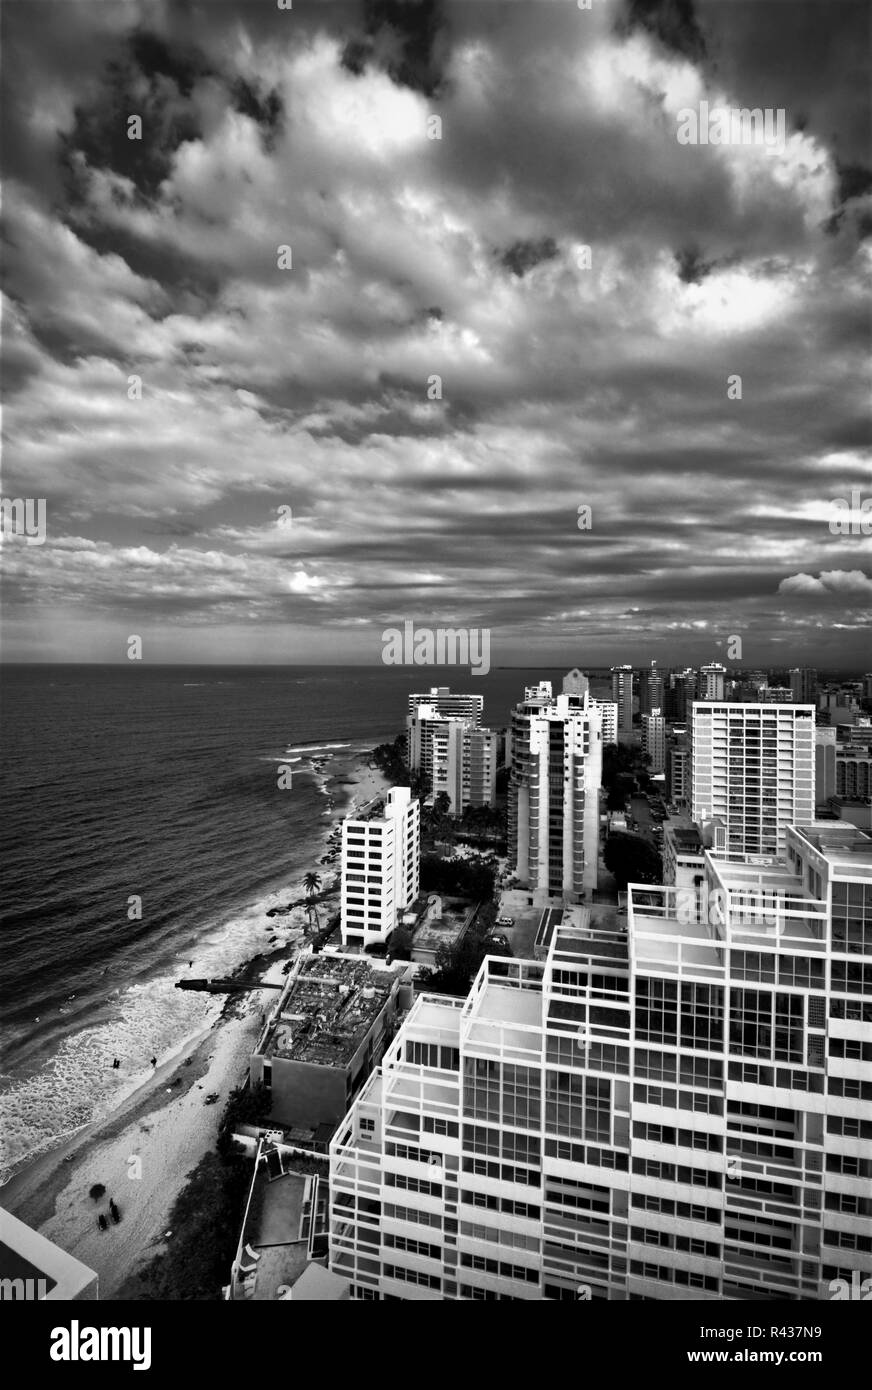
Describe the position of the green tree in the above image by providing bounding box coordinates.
[604,832,662,891]
[387,924,414,962]
[302,871,322,933]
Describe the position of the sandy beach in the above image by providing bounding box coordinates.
[1,752,390,1299]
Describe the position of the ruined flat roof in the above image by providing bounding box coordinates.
[262,956,397,1069]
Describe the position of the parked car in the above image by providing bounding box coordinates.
[495,916,514,927]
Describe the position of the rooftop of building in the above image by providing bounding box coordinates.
[553,924,629,963]
[665,821,704,852]
[792,822,872,862]
[706,855,807,895]
[408,894,474,958]
[260,955,398,1068]
[628,907,724,976]
[0,1208,98,1300]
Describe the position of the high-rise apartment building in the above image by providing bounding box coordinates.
[790,668,818,704]
[665,669,697,724]
[700,663,727,702]
[591,700,618,747]
[328,822,872,1301]
[691,702,815,858]
[611,665,634,745]
[508,684,603,904]
[431,720,498,813]
[760,687,794,704]
[340,788,420,947]
[407,707,497,811]
[836,748,872,800]
[668,742,689,805]
[408,686,483,724]
[815,727,838,803]
[642,709,666,775]
[639,661,663,716]
[561,670,617,747]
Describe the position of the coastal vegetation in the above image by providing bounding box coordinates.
[302,871,322,933]
[370,734,429,797]
[120,1084,271,1301]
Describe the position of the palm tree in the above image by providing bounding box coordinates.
[303,872,322,935]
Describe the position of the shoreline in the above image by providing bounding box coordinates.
[0,749,391,1298]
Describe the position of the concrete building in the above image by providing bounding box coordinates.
[639,661,664,716]
[611,665,634,745]
[691,702,815,858]
[818,691,860,727]
[816,727,838,804]
[668,743,690,806]
[591,700,618,747]
[827,797,872,831]
[790,668,817,704]
[563,669,613,742]
[836,747,872,800]
[760,686,794,704]
[407,707,497,812]
[0,1208,98,1300]
[662,818,705,892]
[250,954,403,1131]
[562,668,589,700]
[328,823,872,1301]
[508,684,603,904]
[642,709,666,775]
[839,722,872,748]
[699,663,727,702]
[431,721,498,813]
[665,669,697,724]
[341,788,420,947]
[408,686,483,725]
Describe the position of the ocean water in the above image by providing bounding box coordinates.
[0,662,590,1181]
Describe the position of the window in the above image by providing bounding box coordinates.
[636,980,678,1046]
[384,1264,441,1289]
[385,1234,442,1260]
[545,1071,610,1142]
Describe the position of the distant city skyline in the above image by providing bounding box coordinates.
[2,0,869,666]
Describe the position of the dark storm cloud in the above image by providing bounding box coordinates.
[500,238,560,278]
[342,0,448,97]
[0,0,868,665]
[60,28,210,202]
[622,0,707,61]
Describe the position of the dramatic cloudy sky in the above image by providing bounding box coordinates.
[1,0,870,667]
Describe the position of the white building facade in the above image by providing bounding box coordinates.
[408,686,483,724]
[329,823,872,1300]
[341,788,420,947]
[407,707,498,812]
[611,665,634,745]
[691,702,815,858]
[508,685,603,904]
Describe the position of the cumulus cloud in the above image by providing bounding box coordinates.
[779,569,872,596]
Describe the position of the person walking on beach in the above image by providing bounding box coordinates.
[112,1058,120,1069]
[109,1199,120,1224]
